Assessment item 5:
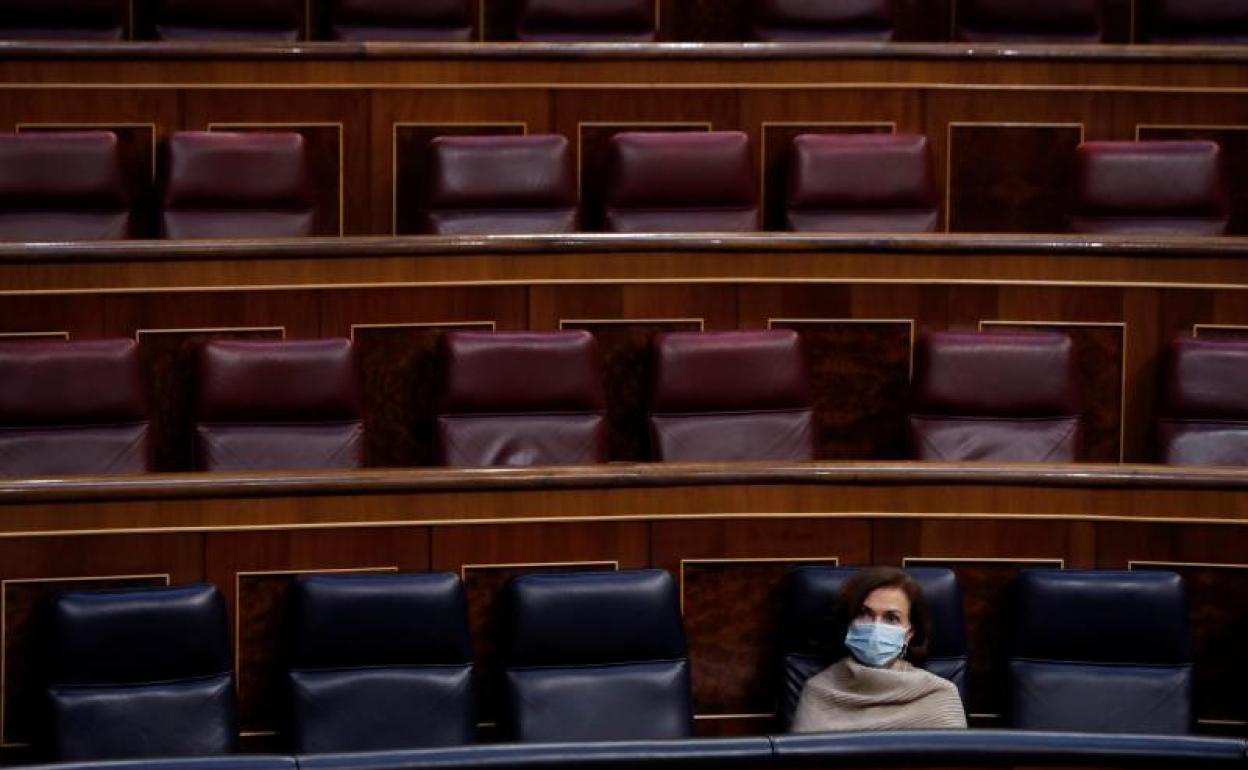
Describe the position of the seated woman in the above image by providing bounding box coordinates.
[792,566,967,732]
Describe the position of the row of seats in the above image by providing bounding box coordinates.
[0,130,1232,241]
[3,329,1247,476]
[36,567,1196,761]
[3,0,1246,43]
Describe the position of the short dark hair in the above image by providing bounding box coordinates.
[834,566,932,666]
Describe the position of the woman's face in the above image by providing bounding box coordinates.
[855,585,914,645]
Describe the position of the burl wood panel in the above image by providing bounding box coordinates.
[392,124,527,235]
[1195,325,1248,341]
[1137,127,1248,236]
[947,125,1083,234]
[771,320,912,460]
[662,0,747,41]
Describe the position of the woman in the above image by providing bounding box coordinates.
[791,566,967,732]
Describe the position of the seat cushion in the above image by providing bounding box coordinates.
[956,0,1104,41]
[514,0,656,41]
[751,0,893,41]
[328,0,473,40]
[1156,337,1248,466]
[154,0,303,39]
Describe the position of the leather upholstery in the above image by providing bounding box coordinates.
[438,331,606,467]
[153,0,303,40]
[194,338,363,471]
[161,131,316,239]
[1140,0,1248,43]
[778,566,969,728]
[422,135,579,235]
[0,339,149,477]
[908,331,1081,462]
[785,133,939,233]
[604,132,760,233]
[649,330,813,462]
[750,0,894,41]
[1008,569,1193,734]
[514,0,656,42]
[288,573,475,753]
[0,0,127,40]
[955,0,1105,41]
[1071,141,1230,236]
[48,584,237,760]
[21,759,297,770]
[327,0,473,40]
[503,570,692,742]
[1156,337,1248,466]
[0,131,131,241]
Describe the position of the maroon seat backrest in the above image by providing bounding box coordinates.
[327,0,473,40]
[955,0,1104,41]
[649,330,814,462]
[0,131,131,242]
[194,339,363,471]
[153,0,303,40]
[0,339,149,477]
[1155,337,1248,467]
[161,132,316,239]
[0,0,127,40]
[514,0,656,41]
[909,331,1080,462]
[750,0,894,41]
[604,132,760,233]
[1071,141,1230,236]
[422,135,579,235]
[1140,0,1248,43]
[438,331,606,467]
[785,133,938,233]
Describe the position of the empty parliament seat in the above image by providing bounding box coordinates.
[47,584,237,760]
[1008,570,1193,733]
[603,132,760,233]
[287,573,475,753]
[649,330,813,462]
[778,566,969,728]
[151,0,303,40]
[421,135,579,235]
[326,0,474,40]
[1070,141,1230,236]
[437,330,606,466]
[1140,0,1248,43]
[0,339,149,477]
[0,0,128,40]
[908,331,1080,462]
[161,132,316,239]
[194,338,364,471]
[954,0,1105,41]
[750,0,895,41]
[1155,336,1248,466]
[784,133,939,233]
[502,570,693,741]
[513,0,656,42]
[0,131,131,241]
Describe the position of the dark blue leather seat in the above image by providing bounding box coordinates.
[1008,569,1193,733]
[502,570,692,742]
[286,572,476,753]
[47,584,237,760]
[778,566,968,728]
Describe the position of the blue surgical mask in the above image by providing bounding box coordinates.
[845,621,908,667]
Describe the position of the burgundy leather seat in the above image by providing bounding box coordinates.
[513,0,656,41]
[909,331,1081,462]
[438,331,606,467]
[648,330,814,462]
[327,0,473,40]
[1155,337,1248,466]
[152,0,303,40]
[0,339,150,477]
[954,0,1105,42]
[161,131,316,239]
[0,0,127,40]
[604,132,760,233]
[421,135,579,235]
[1140,0,1248,43]
[0,131,131,241]
[785,133,939,233]
[750,0,894,41]
[1070,141,1230,236]
[194,339,363,471]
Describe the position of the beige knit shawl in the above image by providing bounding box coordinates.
[791,657,968,733]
